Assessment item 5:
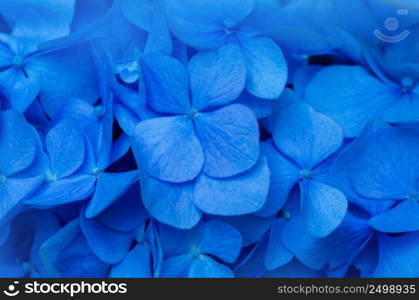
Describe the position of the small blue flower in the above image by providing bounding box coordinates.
[159,220,242,278]
[261,102,347,237]
[164,0,288,99]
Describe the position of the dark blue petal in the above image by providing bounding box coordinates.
[265,218,293,271]
[85,171,138,218]
[80,215,135,264]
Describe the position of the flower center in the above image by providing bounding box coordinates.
[95,105,105,116]
[190,245,201,258]
[186,108,199,120]
[300,169,312,179]
[281,210,292,220]
[223,18,236,35]
[12,55,24,67]
[401,76,415,92]
[46,174,57,183]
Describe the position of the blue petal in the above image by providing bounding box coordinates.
[85,171,138,218]
[159,221,203,257]
[94,184,147,232]
[0,176,44,221]
[299,179,347,238]
[189,44,246,110]
[166,0,254,49]
[273,102,343,170]
[239,36,287,99]
[56,232,110,278]
[188,255,234,278]
[349,126,419,200]
[23,175,96,206]
[263,259,324,278]
[194,157,269,215]
[144,1,172,55]
[26,44,100,116]
[141,54,190,114]
[220,214,274,247]
[39,219,80,277]
[160,254,193,278]
[265,218,293,271]
[369,200,419,233]
[0,0,75,42]
[0,110,38,176]
[282,213,373,270]
[80,215,135,264]
[110,243,152,278]
[133,116,204,183]
[382,92,419,123]
[257,140,300,217]
[9,75,41,112]
[374,232,419,277]
[140,171,202,229]
[45,120,85,180]
[194,104,259,178]
[305,65,397,137]
[200,220,242,263]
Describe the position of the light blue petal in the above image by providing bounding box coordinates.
[194,157,269,215]
[273,102,343,169]
[369,199,419,233]
[200,220,242,263]
[0,0,75,42]
[348,126,419,200]
[188,255,234,278]
[45,120,85,180]
[239,36,287,99]
[0,110,37,176]
[166,0,254,49]
[23,175,96,206]
[140,172,202,229]
[299,179,347,238]
[133,116,204,183]
[194,104,259,178]
[265,218,293,271]
[160,254,193,278]
[189,44,246,110]
[374,232,419,278]
[85,170,138,218]
[141,54,190,114]
[257,140,300,217]
[26,44,100,116]
[305,65,397,137]
[110,243,152,278]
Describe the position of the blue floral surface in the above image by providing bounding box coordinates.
[1,0,419,278]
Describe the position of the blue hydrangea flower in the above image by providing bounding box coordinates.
[260,102,347,237]
[163,0,288,99]
[159,220,242,278]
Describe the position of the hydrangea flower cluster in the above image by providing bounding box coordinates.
[1,0,419,278]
